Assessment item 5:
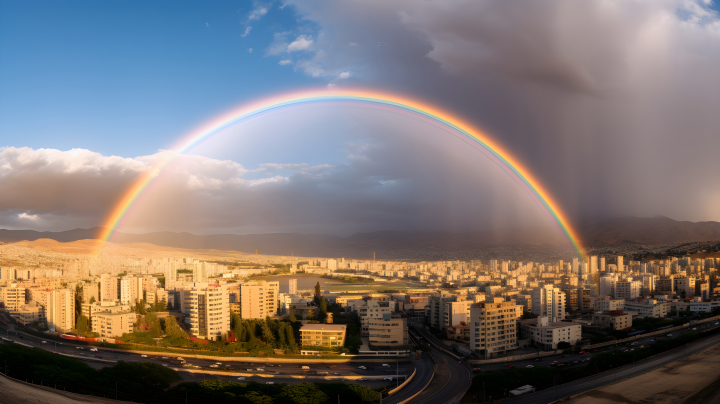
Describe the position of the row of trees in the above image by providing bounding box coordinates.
[230,313,299,353]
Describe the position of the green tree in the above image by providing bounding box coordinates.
[314,281,321,304]
[285,324,298,352]
[89,296,96,304]
[75,314,89,334]
[289,310,297,323]
[261,321,275,346]
[307,310,315,321]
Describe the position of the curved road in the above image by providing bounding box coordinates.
[506,331,720,403]
[383,354,434,404]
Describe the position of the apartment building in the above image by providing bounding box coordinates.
[675,278,696,298]
[92,311,137,338]
[615,281,641,300]
[368,313,408,347]
[186,284,230,341]
[300,324,347,347]
[592,311,632,330]
[0,283,26,311]
[236,281,279,319]
[518,316,582,350]
[428,293,469,329]
[623,299,670,318]
[593,296,625,313]
[119,275,143,305]
[36,289,75,333]
[531,285,566,322]
[100,273,118,302]
[469,299,523,358]
[360,300,392,336]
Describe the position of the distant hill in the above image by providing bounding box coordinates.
[1,216,719,257]
[582,216,720,247]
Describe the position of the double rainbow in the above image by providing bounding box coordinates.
[98,89,584,258]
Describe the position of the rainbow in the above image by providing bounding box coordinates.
[98,88,584,257]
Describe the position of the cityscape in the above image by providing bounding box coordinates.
[2,1,720,404]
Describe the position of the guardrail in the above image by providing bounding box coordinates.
[388,368,417,395]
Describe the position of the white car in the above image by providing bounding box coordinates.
[383,377,394,381]
[215,362,222,365]
[90,348,98,352]
[357,366,367,370]
[237,377,246,381]
[692,328,697,330]
[382,364,390,367]
[210,364,219,368]
[526,365,534,368]
[141,355,148,357]
[41,341,47,344]
[266,382,275,385]
[161,356,169,359]
[667,334,673,337]
[75,347,83,350]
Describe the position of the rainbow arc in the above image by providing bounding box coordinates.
[98,89,584,258]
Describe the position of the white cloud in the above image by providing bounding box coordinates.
[279,59,293,65]
[338,71,350,79]
[248,5,268,20]
[247,48,254,53]
[18,213,38,221]
[287,35,313,52]
[241,26,252,37]
[348,42,357,46]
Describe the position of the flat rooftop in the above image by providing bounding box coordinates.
[300,324,347,332]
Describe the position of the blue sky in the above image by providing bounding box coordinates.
[1,1,720,234]
[0,1,317,157]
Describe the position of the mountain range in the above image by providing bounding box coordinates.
[1,216,719,258]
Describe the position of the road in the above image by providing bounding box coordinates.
[505,330,720,403]
[0,324,412,387]
[474,319,720,373]
[384,353,434,404]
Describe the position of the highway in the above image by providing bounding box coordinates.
[0,324,412,387]
[505,330,720,403]
[384,353,434,404]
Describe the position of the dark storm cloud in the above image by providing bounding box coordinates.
[284,0,720,224]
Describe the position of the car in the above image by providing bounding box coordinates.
[209,365,219,368]
[141,354,148,357]
[265,382,275,385]
[549,361,558,366]
[256,368,265,372]
[508,365,515,368]
[715,322,718,325]
[302,366,310,370]
[631,342,637,345]
[526,365,534,368]
[247,369,253,372]
[215,362,222,365]
[382,364,390,367]
[76,346,83,350]
[384,377,394,381]
[667,334,673,337]
[161,356,169,359]
[162,364,168,367]
[237,377,245,381]
[534,358,542,362]
[90,348,98,352]
[692,328,697,330]
[41,341,47,344]
[357,366,367,370]
[580,351,589,355]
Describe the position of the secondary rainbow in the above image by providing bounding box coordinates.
[98,88,585,257]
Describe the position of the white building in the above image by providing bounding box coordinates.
[615,281,641,300]
[518,316,582,350]
[531,285,566,322]
[623,299,670,318]
[186,284,230,341]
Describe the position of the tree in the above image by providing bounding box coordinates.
[261,321,275,346]
[75,315,89,334]
[285,324,297,352]
[89,296,96,304]
[307,310,315,321]
[314,281,321,304]
[289,310,297,323]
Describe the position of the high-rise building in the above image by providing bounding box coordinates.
[617,256,624,272]
[615,281,641,299]
[469,300,522,358]
[39,289,75,333]
[187,284,230,341]
[589,256,598,274]
[600,257,606,272]
[0,283,26,311]
[100,273,118,302]
[119,276,142,305]
[531,285,566,322]
[288,279,297,295]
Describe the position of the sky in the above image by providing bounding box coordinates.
[1,0,720,237]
